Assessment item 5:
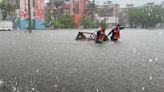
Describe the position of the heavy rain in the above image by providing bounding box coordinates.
[0,0,164,92]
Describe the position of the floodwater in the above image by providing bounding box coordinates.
[0,29,164,92]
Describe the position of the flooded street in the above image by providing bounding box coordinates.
[0,29,164,92]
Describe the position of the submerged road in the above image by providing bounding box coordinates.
[0,29,164,92]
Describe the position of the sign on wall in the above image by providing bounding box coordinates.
[20,0,29,19]
[35,0,44,20]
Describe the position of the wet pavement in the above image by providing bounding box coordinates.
[0,29,164,92]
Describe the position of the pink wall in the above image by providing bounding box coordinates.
[35,0,44,20]
[79,0,85,16]
[20,0,29,19]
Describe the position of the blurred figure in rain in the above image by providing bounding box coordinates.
[107,24,125,41]
[95,26,108,43]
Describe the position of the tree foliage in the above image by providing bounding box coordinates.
[85,0,98,19]
[52,15,74,29]
[0,0,15,20]
[44,9,51,27]
[127,4,164,28]
[80,17,94,28]
[80,17,108,28]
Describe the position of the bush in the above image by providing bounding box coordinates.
[59,15,74,28]
[80,17,94,28]
[99,20,108,28]
[93,20,100,28]
[52,19,61,29]
[52,15,75,29]
[80,17,108,28]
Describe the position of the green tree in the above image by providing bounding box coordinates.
[52,18,61,29]
[44,10,51,28]
[99,19,108,28]
[59,15,74,28]
[80,17,94,28]
[0,0,15,20]
[52,15,74,29]
[127,4,164,28]
[85,0,98,19]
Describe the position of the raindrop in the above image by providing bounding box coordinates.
[148,13,151,16]
[149,59,153,63]
[32,88,35,91]
[12,42,16,45]
[54,84,58,88]
[133,48,137,53]
[138,53,141,56]
[155,58,158,61]
[56,76,60,82]
[0,80,4,88]
[13,86,17,91]
[15,82,18,86]
[142,87,145,91]
[84,88,87,92]
[36,69,39,73]
[96,88,99,92]
[149,76,153,80]
[14,77,17,80]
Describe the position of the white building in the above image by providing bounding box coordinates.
[96,4,119,27]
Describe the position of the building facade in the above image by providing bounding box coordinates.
[18,0,45,29]
[48,0,90,17]
[119,8,129,27]
[96,4,120,27]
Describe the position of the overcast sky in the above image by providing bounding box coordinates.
[95,0,164,8]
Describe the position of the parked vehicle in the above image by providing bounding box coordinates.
[0,21,13,31]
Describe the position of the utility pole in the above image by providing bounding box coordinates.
[28,0,32,33]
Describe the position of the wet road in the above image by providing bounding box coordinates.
[0,29,164,92]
